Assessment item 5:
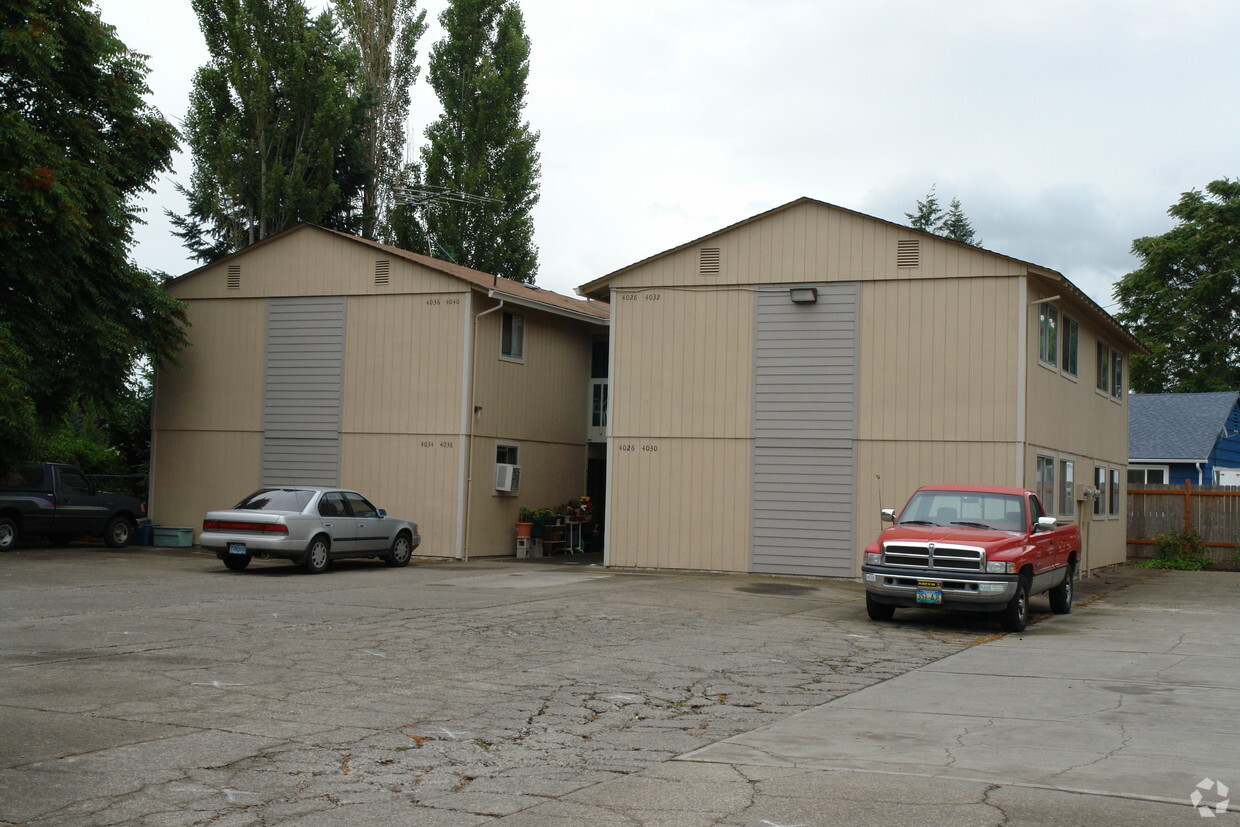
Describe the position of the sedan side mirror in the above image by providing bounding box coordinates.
[880,508,896,523]
[378,508,387,518]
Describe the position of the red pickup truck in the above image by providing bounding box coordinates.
[861,485,1081,633]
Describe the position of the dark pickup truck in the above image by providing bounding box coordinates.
[0,463,146,550]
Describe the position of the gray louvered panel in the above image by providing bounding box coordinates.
[262,297,344,486]
[751,282,858,577]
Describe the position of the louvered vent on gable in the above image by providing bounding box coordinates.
[699,247,721,276]
[896,239,920,268]
[375,259,390,286]
[226,264,241,289]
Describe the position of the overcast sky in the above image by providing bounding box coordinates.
[96,0,1240,310]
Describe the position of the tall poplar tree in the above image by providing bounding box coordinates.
[172,0,365,262]
[333,0,427,240]
[1,0,184,466]
[397,0,540,282]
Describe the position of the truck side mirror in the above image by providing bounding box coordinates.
[1035,516,1058,532]
[880,508,896,523]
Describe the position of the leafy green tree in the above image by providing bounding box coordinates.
[397,0,540,282]
[1115,179,1240,393]
[0,0,185,469]
[172,0,365,261]
[333,0,428,240]
[41,375,154,498]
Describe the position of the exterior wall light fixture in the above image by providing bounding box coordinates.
[789,287,818,304]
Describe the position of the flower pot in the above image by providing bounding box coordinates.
[516,522,533,539]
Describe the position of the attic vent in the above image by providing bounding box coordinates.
[699,247,721,276]
[375,259,390,285]
[226,264,241,289]
[896,239,920,268]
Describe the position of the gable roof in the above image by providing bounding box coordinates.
[1128,391,1240,461]
[575,196,1143,353]
[171,224,609,324]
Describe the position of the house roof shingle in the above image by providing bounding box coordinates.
[1128,391,1240,461]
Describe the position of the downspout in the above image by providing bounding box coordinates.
[1015,277,1029,486]
[1196,461,1205,486]
[461,294,505,561]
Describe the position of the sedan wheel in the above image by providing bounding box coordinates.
[303,536,330,574]
[386,533,412,567]
[0,518,17,551]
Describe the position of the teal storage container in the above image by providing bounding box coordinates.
[152,527,194,548]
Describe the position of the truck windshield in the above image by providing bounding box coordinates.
[899,491,1025,531]
[233,489,315,513]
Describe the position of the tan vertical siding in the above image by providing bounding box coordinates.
[465,299,598,556]
[149,431,262,536]
[606,287,753,571]
[857,277,1020,444]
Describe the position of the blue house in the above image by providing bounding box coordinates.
[1128,391,1240,485]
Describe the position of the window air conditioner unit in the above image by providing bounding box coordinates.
[495,463,521,492]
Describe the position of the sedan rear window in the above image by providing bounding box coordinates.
[233,489,315,512]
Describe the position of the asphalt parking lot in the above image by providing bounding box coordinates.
[0,545,1235,825]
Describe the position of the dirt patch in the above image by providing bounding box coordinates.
[1203,560,1240,572]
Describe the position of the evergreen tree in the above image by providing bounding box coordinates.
[172,0,365,262]
[397,0,540,282]
[333,0,428,240]
[905,185,942,231]
[1115,179,1240,392]
[0,0,184,467]
[938,197,981,246]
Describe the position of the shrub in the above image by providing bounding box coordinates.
[1137,529,1209,570]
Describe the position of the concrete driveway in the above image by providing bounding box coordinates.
[0,545,1234,825]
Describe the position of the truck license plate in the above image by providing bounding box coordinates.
[916,580,942,604]
[228,543,247,555]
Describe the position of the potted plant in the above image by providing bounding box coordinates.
[516,507,536,539]
[564,496,594,522]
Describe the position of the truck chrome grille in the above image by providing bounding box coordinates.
[882,543,984,572]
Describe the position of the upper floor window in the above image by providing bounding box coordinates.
[501,311,525,361]
[1061,315,1079,377]
[1038,304,1059,365]
[1111,351,1123,398]
[1096,341,1110,393]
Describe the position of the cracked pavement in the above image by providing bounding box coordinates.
[1,548,1234,825]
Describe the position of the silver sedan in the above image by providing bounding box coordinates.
[200,487,421,574]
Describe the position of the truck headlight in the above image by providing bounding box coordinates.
[865,552,882,566]
[985,561,1016,574]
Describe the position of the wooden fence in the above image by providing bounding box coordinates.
[1127,482,1240,561]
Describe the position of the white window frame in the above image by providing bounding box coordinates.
[1108,467,1121,517]
[1095,341,1110,395]
[1038,303,1059,367]
[1061,315,1079,378]
[500,311,525,362]
[1058,458,1075,518]
[1036,454,1055,514]
[1093,465,1107,519]
[1128,466,1168,486]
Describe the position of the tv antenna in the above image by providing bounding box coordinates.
[393,185,501,258]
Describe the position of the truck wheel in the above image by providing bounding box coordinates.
[0,517,17,551]
[998,580,1030,633]
[866,593,896,621]
[223,554,252,571]
[103,517,132,548]
[385,533,412,567]
[1049,565,1074,614]
[302,536,330,574]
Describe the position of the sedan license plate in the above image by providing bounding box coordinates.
[227,542,247,555]
[916,579,942,604]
